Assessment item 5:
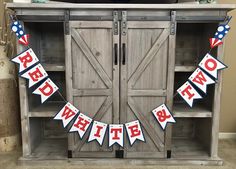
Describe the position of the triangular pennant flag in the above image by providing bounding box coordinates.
[209,18,231,49]
[189,68,215,94]
[109,124,124,147]
[11,48,39,73]
[54,102,79,128]
[88,121,108,146]
[32,78,58,103]
[21,63,48,88]
[152,104,176,130]
[209,38,223,49]
[18,34,30,46]
[199,53,227,79]
[177,81,202,107]
[70,113,92,139]
[125,120,145,146]
[11,21,30,46]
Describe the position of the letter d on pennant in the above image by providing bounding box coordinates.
[33,78,58,103]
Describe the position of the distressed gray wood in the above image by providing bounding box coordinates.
[7,2,236,10]
[165,32,176,155]
[211,40,225,158]
[128,89,166,97]
[68,21,117,157]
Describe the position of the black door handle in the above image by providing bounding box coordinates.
[122,43,126,65]
[114,43,118,65]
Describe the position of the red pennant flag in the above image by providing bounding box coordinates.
[209,38,223,49]
[18,34,30,46]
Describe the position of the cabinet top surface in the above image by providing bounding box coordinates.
[7,2,236,10]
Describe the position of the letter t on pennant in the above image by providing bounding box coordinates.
[109,124,124,147]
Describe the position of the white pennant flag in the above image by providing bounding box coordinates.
[88,121,108,146]
[189,68,215,93]
[70,113,92,139]
[152,104,176,130]
[54,102,79,128]
[177,81,202,107]
[12,48,39,73]
[33,78,58,103]
[199,53,227,79]
[109,124,124,147]
[21,64,48,88]
[125,120,145,146]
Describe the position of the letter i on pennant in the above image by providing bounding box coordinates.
[11,48,39,73]
[189,68,215,94]
[199,53,227,79]
[21,64,48,88]
[125,120,145,146]
[152,104,176,130]
[177,81,202,107]
[88,121,108,146]
[70,113,93,139]
[33,78,59,103]
[54,102,79,128]
[109,124,124,147]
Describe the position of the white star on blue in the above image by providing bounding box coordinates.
[214,24,230,40]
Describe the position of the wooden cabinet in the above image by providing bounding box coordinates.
[7,2,235,165]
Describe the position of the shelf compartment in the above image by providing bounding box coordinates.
[173,103,212,118]
[172,138,209,159]
[172,118,211,158]
[29,102,65,117]
[29,138,67,160]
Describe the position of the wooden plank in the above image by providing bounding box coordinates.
[70,21,113,28]
[164,33,176,155]
[6,2,236,10]
[71,28,112,89]
[211,40,225,158]
[175,65,196,72]
[126,152,165,159]
[173,103,212,118]
[127,21,170,29]
[73,89,112,96]
[65,33,74,152]
[42,63,65,72]
[128,89,166,97]
[128,97,164,151]
[128,28,169,88]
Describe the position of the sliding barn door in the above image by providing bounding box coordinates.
[65,21,120,158]
[120,21,175,158]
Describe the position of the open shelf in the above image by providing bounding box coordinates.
[172,138,209,159]
[173,103,212,118]
[29,102,65,117]
[29,138,67,160]
[172,118,211,158]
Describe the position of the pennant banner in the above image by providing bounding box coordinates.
[11,21,29,46]
[21,63,48,88]
[54,102,79,128]
[109,124,124,147]
[33,78,58,103]
[152,104,176,130]
[125,120,145,146]
[88,121,108,146]
[70,113,93,139]
[189,68,215,94]
[199,53,227,79]
[177,81,202,107]
[12,48,39,73]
